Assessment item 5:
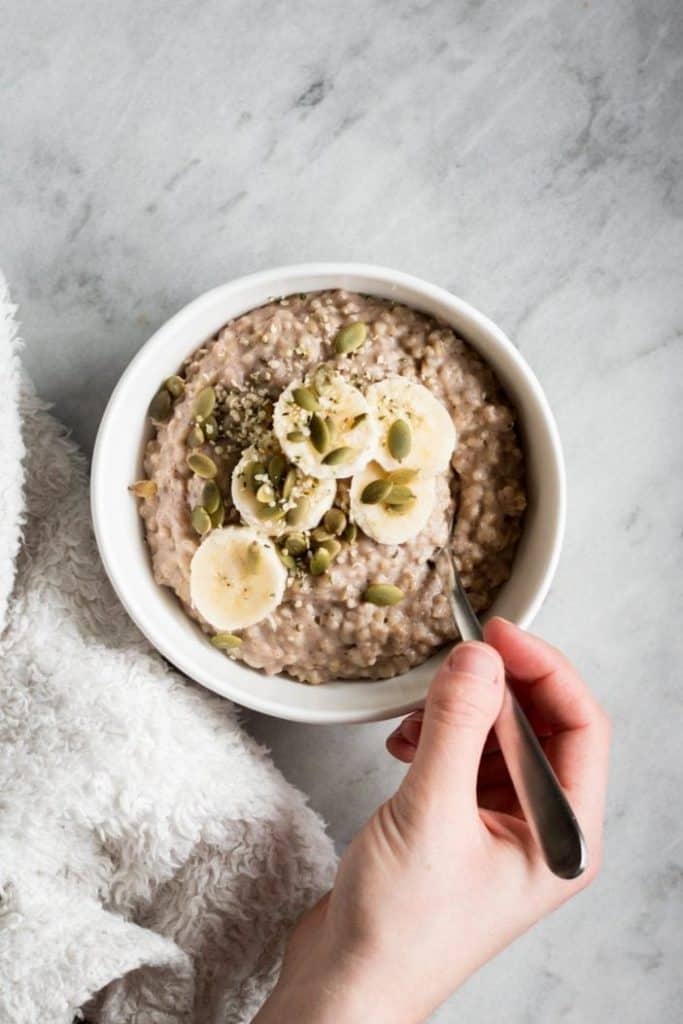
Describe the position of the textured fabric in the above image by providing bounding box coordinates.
[0,276,336,1024]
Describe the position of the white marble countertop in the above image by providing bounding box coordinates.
[3,0,681,1020]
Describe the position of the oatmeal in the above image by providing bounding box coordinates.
[135,291,526,684]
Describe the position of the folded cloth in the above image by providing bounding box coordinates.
[0,276,336,1024]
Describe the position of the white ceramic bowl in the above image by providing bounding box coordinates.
[91,264,565,724]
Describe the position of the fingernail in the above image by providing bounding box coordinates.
[446,642,500,682]
[399,714,423,745]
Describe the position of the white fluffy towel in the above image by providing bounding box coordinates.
[0,276,337,1024]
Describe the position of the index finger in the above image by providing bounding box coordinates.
[483,618,611,842]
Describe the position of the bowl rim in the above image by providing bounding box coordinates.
[91,262,566,723]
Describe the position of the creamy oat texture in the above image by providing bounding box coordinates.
[140,291,526,684]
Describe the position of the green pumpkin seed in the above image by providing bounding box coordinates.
[282,467,297,501]
[244,461,266,492]
[341,521,358,543]
[334,321,368,355]
[363,583,404,606]
[245,541,262,574]
[256,482,276,505]
[128,479,157,499]
[387,467,419,485]
[202,480,221,513]
[286,430,307,442]
[256,504,286,522]
[292,386,318,412]
[210,502,225,528]
[361,478,393,504]
[383,485,416,506]
[285,533,307,556]
[187,425,205,447]
[268,454,287,487]
[193,386,216,420]
[191,506,212,535]
[149,389,172,422]
[165,375,185,398]
[309,413,329,454]
[324,508,347,536]
[187,452,218,479]
[317,538,341,559]
[322,446,355,466]
[310,547,331,576]
[203,415,218,439]
[277,548,296,571]
[351,412,368,429]
[387,419,411,462]
[285,500,308,527]
[311,526,333,543]
[211,632,242,650]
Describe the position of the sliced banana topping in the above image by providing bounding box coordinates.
[190,526,287,631]
[231,446,336,536]
[366,377,457,476]
[274,367,378,480]
[350,461,436,546]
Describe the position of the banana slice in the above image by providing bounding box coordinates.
[349,462,436,545]
[366,377,456,475]
[190,526,287,631]
[273,367,378,480]
[231,446,336,536]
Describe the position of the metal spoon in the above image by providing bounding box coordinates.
[441,538,587,880]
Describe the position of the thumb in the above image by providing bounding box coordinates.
[401,642,504,820]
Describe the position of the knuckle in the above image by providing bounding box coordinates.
[429,687,493,731]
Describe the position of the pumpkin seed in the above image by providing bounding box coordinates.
[187,425,205,447]
[256,482,276,505]
[285,533,307,556]
[256,504,286,521]
[309,413,329,453]
[383,485,416,506]
[387,419,411,461]
[277,548,296,571]
[149,389,172,422]
[187,452,217,479]
[311,526,333,543]
[165,375,185,398]
[203,415,218,439]
[322,446,355,466]
[193,386,216,420]
[317,538,341,559]
[351,412,368,429]
[387,467,419,485]
[245,540,262,573]
[361,478,393,504]
[286,430,306,442]
[285,500,308,527]
[244,461,266,491]
[334,321,368,355]
[210,502,225,528]
[324,508,347,536]
[128,479,157,499]
[211,632,242,650]
[310,547,331,576]
[325,415,336,442]
[341,521,358,543]
[268,454,287,487]
[292,386,318,412]
[191,506,212,535]
[282,467,297,501]
[363,583,404,606]
[202,480,221,514]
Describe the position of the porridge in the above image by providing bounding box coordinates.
[132,291,526,684]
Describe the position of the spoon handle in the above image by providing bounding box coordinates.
[446,563,587,880]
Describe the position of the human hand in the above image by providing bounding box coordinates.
[255,619,610,1024]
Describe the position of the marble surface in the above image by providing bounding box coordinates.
[2,0,682,1020]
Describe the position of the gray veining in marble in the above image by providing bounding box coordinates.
[2,0,682,1020]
